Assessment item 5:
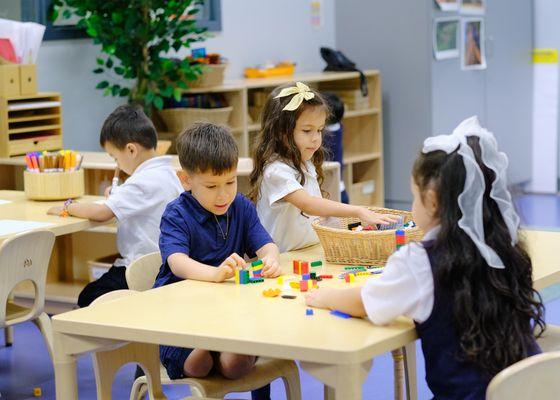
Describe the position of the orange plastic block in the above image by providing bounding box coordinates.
[262,288,281,298]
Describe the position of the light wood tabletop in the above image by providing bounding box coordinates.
[0,190,105,243]
[51,229,560,400]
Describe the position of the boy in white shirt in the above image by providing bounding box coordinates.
[47,105,183,307]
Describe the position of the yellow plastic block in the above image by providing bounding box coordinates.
[290,281,300,289]
[349,274,356,283]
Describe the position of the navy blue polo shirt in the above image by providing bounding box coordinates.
[154,191,273,288]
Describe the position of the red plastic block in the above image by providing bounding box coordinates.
[300,261,309,275]
[300,280,309,292]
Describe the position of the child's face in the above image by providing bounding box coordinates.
[178,168,238,215]
[411,177,440,232]
[293,106,326,162]
[104,141,140,175]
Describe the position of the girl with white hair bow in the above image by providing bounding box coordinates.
[306,116,545,399]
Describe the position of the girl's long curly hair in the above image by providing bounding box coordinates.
[249,83,329,203]
[413,136,546,377]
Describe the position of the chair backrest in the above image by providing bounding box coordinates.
[486,351,560,400]
[125,252,162,291]
[91,289,140,305]
[0,230,55,326]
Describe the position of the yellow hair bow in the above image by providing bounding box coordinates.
[274,81,315,111]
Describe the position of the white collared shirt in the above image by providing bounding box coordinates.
[105,156,183,267]
[256,160,322,252]
[361,226,440,325]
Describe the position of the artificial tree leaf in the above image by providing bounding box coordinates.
[93,68,104,74]
[153,96,164,110]
[96,81,109,89]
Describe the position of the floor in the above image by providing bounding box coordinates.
[2,193,560,400]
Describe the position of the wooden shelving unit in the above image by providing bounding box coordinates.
[0,92,63,157]
[160,70,384,206]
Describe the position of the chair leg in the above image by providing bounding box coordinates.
[32,312,54,361]
[392,348,405,400]
[281,370,302,400]
[129,378,147,400]
[4,326,13,347]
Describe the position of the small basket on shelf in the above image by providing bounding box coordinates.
[312,207,423,265]
[24,169,84,200]
[158,106,233,133]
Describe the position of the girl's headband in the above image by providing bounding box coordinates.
[422,116,520,269]
[274,82,315,111]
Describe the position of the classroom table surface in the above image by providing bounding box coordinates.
[0,190,105,243]
[50,228,560,399]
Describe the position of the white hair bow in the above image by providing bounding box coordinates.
[422,116,520,269]
[274,82,315,111]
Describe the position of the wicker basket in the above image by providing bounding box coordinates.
[189,64,227,88]
[158,106,233,133]
[312,207,424,265]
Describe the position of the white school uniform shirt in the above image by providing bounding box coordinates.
[361,226,440,325]
[105,156,183,267]
[257,160,322,252]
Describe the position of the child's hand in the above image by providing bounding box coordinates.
[214,253,245,282]
[261,255,281,278]
[357,208,400,228]
[47,205,63,216]
[305,288,335,309]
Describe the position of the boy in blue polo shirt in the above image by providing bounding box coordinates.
[153,122,281,397]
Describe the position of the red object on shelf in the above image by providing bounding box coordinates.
[0,39,17,63]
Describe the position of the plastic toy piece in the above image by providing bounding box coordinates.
[262,288,281,297]
[235,269,240,284]
[302,273,311,281]
[293,260,301,274]
[344,274,356,283]
[310,260,322,267]
[312,280,318,289]
[290,281,300,289]
[239,270,250,284]
[300,280,309,292]
[281,294,297,299]
[249,278,264,283]
[331,310,352,319]
[252,269,263,278]
[300,261,309,275]
[363,225,375,231]
[396,229,406,250]
[319,274,333,279]
[251,259,263,267]
[306,309,314,316]
[277,276,284,285]
[33,387,42,397]
[310,272,316,280]
[348,222,361,230]
[345,266,366,271]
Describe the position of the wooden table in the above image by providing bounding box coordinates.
[0,190,111,312]
[51,228,560,400]
[0,153,342,202]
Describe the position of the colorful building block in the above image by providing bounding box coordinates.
[263,288,281,297]
[300,261,309,275]
[396,229,406,250]
[310,260,322,267]
[302,273,311,281]
[293,260,301,274]
[249,278,264,283]
[251,259,263,268]
[235,269,240,284]
[306,309,314,316]
[330,310,352,319]
[290,281,300,289]
[299,280,309,292]
[319,274,333,279]
[281,294,297,299]
[252,269,263,278]
[310,272,316,280]
[240,270,250,284]
[312,280,318,288]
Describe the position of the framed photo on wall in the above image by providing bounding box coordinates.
[435,0,459,12]
[460,0,485,15]
[461,18,486,70]
[433,18,460,60]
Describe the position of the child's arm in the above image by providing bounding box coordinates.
[284,189,399,227]
[47,202,115,222]
[168,252,244,283]
[255,242,281,278]
[305,287,367,317]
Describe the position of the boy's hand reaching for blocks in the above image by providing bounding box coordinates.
[215,253,245,282]
[261,254,281,278]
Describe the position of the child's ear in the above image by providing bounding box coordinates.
[126,143,138,157]
[424,189,439,218]
[176,170,192,191]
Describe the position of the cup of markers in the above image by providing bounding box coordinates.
[23,150,85,200]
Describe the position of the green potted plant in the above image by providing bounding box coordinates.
[51,0,208,113]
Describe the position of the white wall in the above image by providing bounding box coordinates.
[534,0,560,183]
[36,0,336,151]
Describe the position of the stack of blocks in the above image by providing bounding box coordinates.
[395,229,406,251]
[293,260,309,275]
[235,259,265,285]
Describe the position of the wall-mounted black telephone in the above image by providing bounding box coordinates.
[320,47,368,96]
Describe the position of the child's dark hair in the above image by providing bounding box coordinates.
[322,92,345,125]
[176,122,238,174]
[249,83,329,202]
[413,136,545,377]
[99,104,157,150]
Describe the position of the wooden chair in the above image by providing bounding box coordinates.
[536,324,560,352]
[90,290,166,400]
[126,252,302,400]
[486,351,560,400]
[0,230,55,360]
